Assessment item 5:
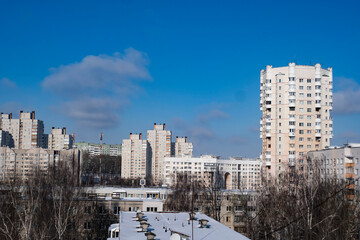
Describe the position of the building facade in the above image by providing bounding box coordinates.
[174,136,193,157]
[74,142,122,157]
[45,127,73,150]
[0,147,82,181]
[164,155,261,191]
[0,111,44,149]
[147,123,172,184]
[307,143,360,200]
[121,133,150,179]
[260,63,333,179]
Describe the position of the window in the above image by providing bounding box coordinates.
[226,206,232,212]
[299,122,304,126]
[307,86,311,90]
[307,123,311,127]
[307,79,311,83]
[299,86,304,90]
[300,101,304,105]
[299,145,304,149]
[299,137,303,141]
[300,93,304,97]
[226,216,231,222]
[307,115,311,119]
[299,78,304,82]
[279,79,281,83]
[307,108,311,112]
[279,86,281,90]
[299,130,304,134]
[307,145,311,149]
[299,108,304,112]
[307,93,311,97]
[307,130,311,134]
[307,101,311,105]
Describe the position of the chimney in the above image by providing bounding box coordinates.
[31,111,35,119]
[185,136,187,142]
[139,133,142,139]
[163,123,166,129]
[9,113,12,119]
[62,127,66,134]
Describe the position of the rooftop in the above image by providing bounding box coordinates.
[107,212,250,240]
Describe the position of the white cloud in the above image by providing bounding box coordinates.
[333,77,360,114]
[1,78,17,89]
[42,48,151,129]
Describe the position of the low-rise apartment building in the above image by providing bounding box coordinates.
[164,155,261,191]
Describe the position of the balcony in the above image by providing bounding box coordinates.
[266,132,271,138]
[289,154,295,160]
[265,89,272,94]
[289,87,296,93]
[315,133,321,137]
[289,102,295,107]
[289,132,295,137]
[289,116,295,122]
[289,125,295,129]
[260,119,263,125]
[266,118,271,123]
[288,161,295,167]
[266,125,271,130]
[289,95,296,100]
[315,103,321,109]
[265,158,271,167]
[265,96,272,102]
[315,125,321,130]
[315,118,321,123]
[260,127,263,132]
[315,88,321,93]
[266,104,271,109]
[315,95,321,101]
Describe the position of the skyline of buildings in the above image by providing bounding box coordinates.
[260,63,333,179]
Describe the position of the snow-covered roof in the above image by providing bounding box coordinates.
[107,212,250,240]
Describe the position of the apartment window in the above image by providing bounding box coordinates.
[307,86,311,90]
[290,144,295,147]
[299,108,304,112]
[307,123,311,127]
[300,93,304,97]
[299,145,304,149]
[299,122,304,126]
[307,115,311,119]
[279,108,281,112]
[307,137,312,141]
[279,86,281,90]
[307,130,311,134]
[307,101,311,105]
[307,79,311,83]
[279,137,281,141]
[300,101,304,105]
[299,79,304,82]
[307,145,311,149]
[226,206,232,212]
[279,79,281,83]
[226,216,231,222]
[299,86,304,90]
[299,130,304,134]
[279,101,282,104]
[300,115,304,119]
[299,137,303,141]
[307,93,311,97]
[307,108,311,112]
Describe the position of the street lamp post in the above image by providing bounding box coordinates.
[189,212,195,240]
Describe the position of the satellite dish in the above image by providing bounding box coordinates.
[170,233,181,240]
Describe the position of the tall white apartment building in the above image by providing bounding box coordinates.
[45,127,73,150]
[147,123,172,184]
[121,133,150,179]
[0,111,44,149]
[260,63,333,179]
[174,136,193,157]
[164,156,261,191]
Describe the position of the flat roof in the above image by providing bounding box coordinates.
[107,212,249,240]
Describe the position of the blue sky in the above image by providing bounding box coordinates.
[1,0,360,158]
